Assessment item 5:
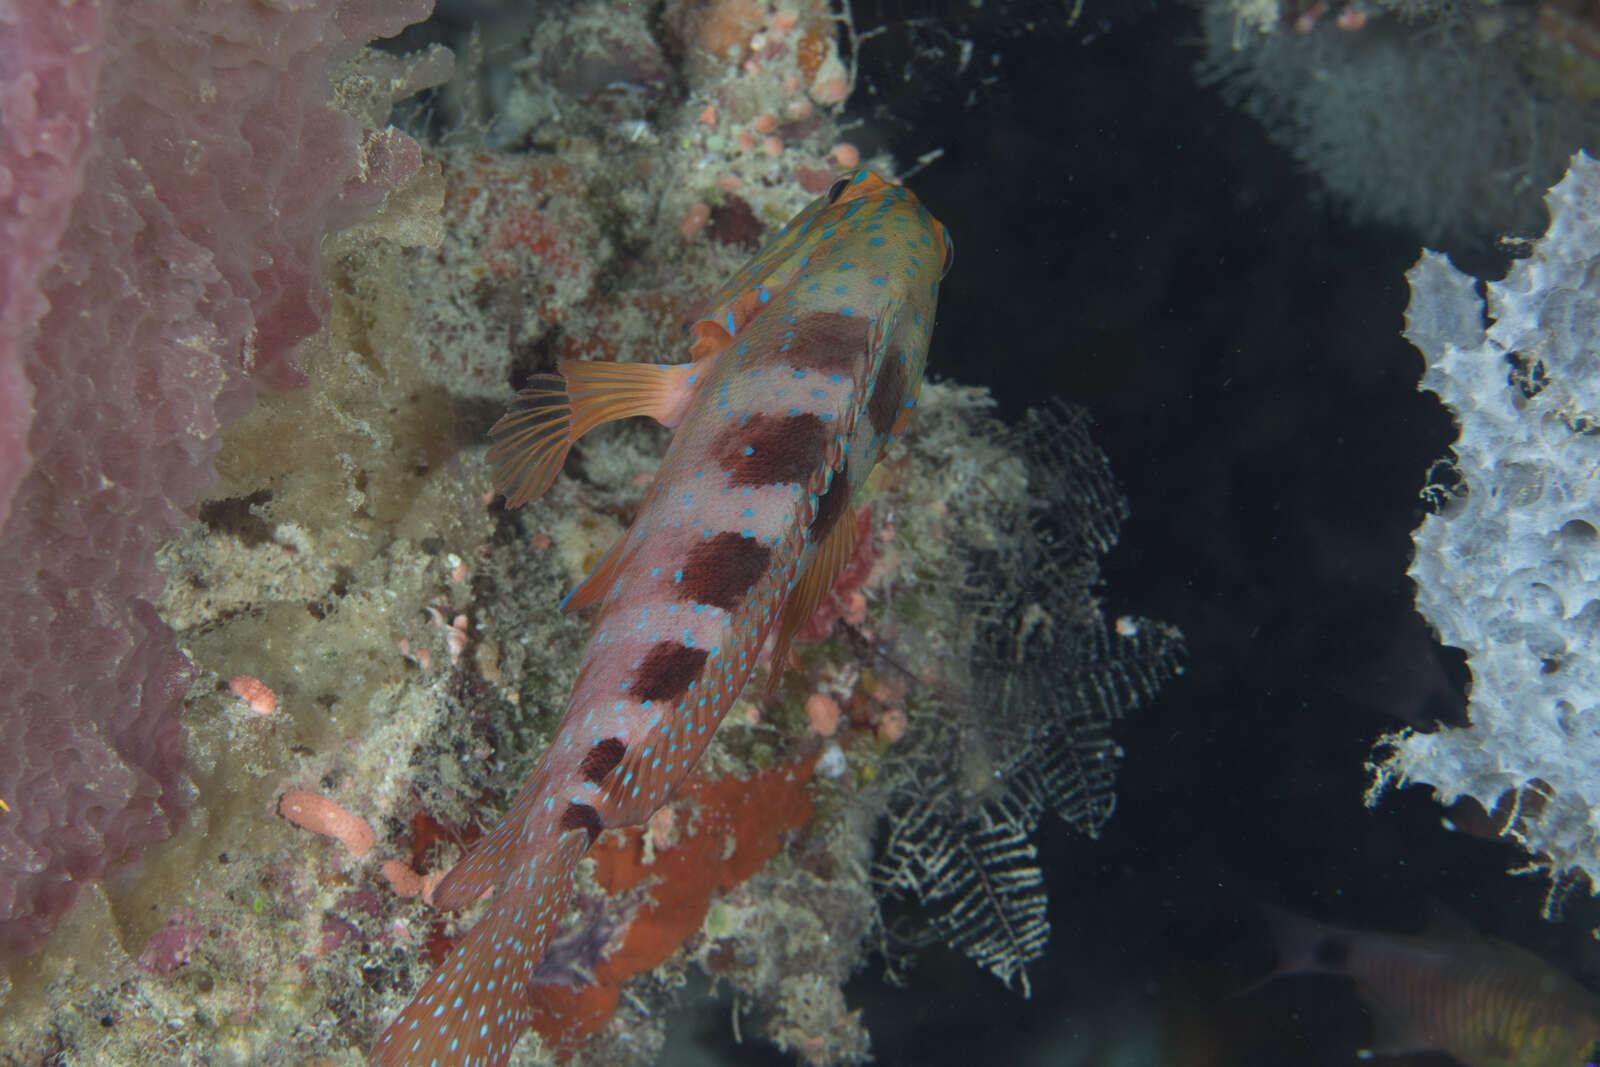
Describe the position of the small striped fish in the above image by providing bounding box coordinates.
[1260,904,1600,1067]
[371,170,951,1065]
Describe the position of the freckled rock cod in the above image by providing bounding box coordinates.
[372,169,951,1065]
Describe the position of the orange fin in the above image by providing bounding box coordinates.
[371,832,587,1065]
[560,533,630,613]
[689,319,733,361]
[689,285,769,360]
[765,496,857,697]
[890,401,914,439]
[486,375,571,508]
[562,357,703,434]
[487,359,707,508]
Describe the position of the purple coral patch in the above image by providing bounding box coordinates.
[0,0,436,956]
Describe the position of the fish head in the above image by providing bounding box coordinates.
[689,169,952,360]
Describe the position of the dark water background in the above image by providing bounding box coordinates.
[810,3,1600,1065]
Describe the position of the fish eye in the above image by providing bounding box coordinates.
[824,175,852,204]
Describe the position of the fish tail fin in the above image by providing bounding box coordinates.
[1231,902,1348,1001]
[1261,903,1341,972]
[371,832,588,1066]
[487,374,575,508]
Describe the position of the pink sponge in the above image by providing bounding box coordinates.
[0,0,433,955]
[0,0,99,526]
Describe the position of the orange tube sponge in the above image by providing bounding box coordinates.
[278,789,375,859]
[805,692,842,736]
[228,674,277,716]
[381,859,425,897]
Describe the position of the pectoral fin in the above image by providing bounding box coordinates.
[487,359,707,508]
[561,534,630,613]
[486,375,570,507]
[764,496,857,697]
